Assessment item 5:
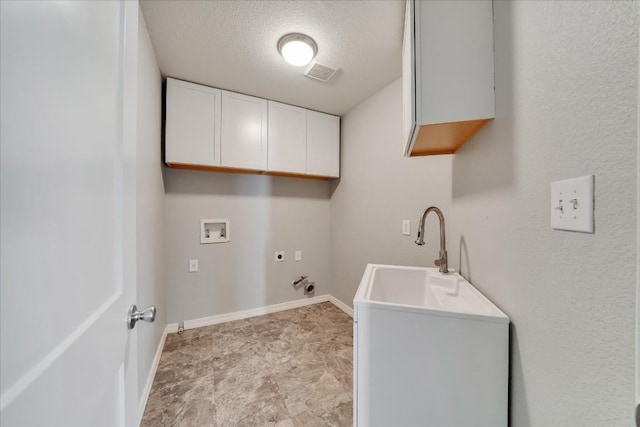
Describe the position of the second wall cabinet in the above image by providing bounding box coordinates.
[403,0,494,156]
[220,91,268,171]
[267,101,307,174]
[165,78,340,179]
[267,102,340,178]
[307,111,340,178]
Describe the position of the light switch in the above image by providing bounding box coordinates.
[295,250,302,261]
[550,175,594,233]
[402,220,411,236]
[189,259,199,272]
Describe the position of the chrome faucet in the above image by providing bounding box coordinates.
[415,206,449,274]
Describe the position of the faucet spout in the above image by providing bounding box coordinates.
[415,206,448,273]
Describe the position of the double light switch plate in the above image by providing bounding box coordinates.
[550,175,594,233]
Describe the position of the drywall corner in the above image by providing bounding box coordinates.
[136,7,166,408]
[330,78,453,308]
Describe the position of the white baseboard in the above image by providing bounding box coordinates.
[165,294,336,333]
[137,325,170,426]
[328,295,354,318]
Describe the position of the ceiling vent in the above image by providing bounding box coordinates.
[304,62,337,83]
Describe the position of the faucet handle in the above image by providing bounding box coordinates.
[434,258,443,266]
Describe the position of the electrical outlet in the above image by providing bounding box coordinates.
[295,250,302,261]
[274,251,285,262]
[402,219,411,236]
[189,259,199,272]
[550,175,594,233]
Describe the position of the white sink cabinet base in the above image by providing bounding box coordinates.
[353,264,509,427]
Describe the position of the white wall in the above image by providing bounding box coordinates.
[449,1,637,425]
[136,9,165,409]
[163,169,331,323]
[330,79,452,306]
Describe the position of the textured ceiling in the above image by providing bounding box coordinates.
[140,0,404,116]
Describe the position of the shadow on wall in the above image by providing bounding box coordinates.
[451,4,515,199]
[508,323,528,427]
[457,235,470,282]
[163,167,330,200]
[451,0,516,285]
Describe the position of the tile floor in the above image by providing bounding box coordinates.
[141,302,353,427]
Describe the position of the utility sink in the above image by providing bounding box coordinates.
[356,264,508,322]
[353,264,509,426]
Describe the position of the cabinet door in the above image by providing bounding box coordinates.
[416,0,494,125]
[220,91,268,170]
[267,101,307,174]
[307,111,340,178]
[165,78,221,166]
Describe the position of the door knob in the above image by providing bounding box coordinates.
[127,304,156,330]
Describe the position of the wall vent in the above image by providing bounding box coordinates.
[304,62,337,83]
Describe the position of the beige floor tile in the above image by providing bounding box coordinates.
[141,302,353,426]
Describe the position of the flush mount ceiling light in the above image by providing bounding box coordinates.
[278,33,318,67]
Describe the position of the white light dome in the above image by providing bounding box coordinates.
[278,33,318,67]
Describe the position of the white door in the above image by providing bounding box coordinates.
[1,1,140,426]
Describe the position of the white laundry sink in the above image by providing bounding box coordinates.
[353,264,509,427]
[357,264,508,322]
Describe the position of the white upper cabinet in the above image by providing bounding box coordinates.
[267,101,307,174]
[166,78,221,166]
[403,0,495,156]
[220,90,268,171]
[307,111,340,178]
[164,78,339,179]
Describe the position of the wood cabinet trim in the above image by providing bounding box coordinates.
[166,163,336,181]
